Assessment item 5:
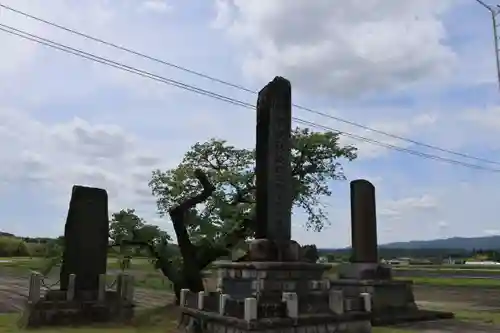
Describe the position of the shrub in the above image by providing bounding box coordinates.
[0,236,30,257]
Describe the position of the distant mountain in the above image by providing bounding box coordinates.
[318,235,500,254]
[380,235,500,251]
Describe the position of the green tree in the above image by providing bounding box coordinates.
[325,253,336,263]
[109,209,172,262]
[146,128,356,302]
[109,209,145,245]
[150,128,356,234]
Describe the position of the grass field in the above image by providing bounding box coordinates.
[394,264,500,270]
[395,276,500,287]
[393,267,500,273]
[0,310,179,333]
[3,257,500,332]
[0,257,171,291]
[0,313,419,333]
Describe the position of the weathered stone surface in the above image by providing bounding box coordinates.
[60,185,109,292]
[350,180,378,263]
[330,276,453,325]
[214,261,330,300]
[247,239,301,262]
[21,290,134,327]
[255,76,293,245]
[181,77,372,333]
[334,179,454,326]
[337,263,392,280]
[21,186,137,328]
[180,310,371,333]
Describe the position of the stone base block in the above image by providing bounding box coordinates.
[19,290,134,328]
[179,307,371,333]
[336,263,392,280]
[214,261,332,299]
[246,239,302,261]
[329,279,453,326]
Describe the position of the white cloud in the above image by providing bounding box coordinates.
[213,0,457,97]
[0,0,499,250]
[438,220,449,229]
[379,194,439,220]
[461,106,500,130]
[139,0,173,13]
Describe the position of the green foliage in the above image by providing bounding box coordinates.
[149,127,357,240]
[109,209,171,250]
[325,253,336,262]
[0,236,30,257]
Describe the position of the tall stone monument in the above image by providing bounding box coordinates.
[350,180,378,264]
[21,185,135,327]
[255,76,292,243]
[60,186,109,291]
[337,180,390,280]
[250,76,299,262]
[178,77,373,333]
[331,179,453,325]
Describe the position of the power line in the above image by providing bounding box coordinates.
[1,23,500,174]
[1,2,498,166]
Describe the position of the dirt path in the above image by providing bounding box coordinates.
[413,285,500,312]
[390,285,500,332]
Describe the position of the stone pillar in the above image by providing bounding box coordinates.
[66,274,76,301]
[28,273,41,303]
[98,274,106,301]
[350,179,378,263]
[60,185,109,292]
[254,76,293,243]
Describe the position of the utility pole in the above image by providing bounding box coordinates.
[475,0,500,91]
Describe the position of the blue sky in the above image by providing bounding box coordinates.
[0,0,499,247]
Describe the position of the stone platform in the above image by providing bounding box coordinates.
[178,261,373,333]
[332,264,453,326]
[19,273,135,328]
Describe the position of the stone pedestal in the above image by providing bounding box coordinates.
[179,260,372,333]
[337,263,392,280]
[19,273,135,328]
[332,264,453,326]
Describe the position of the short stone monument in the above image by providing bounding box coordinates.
[331,180,453,325]
[178,77,372,333]
[20,185,135,327]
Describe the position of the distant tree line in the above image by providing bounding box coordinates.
[319,247,500,263]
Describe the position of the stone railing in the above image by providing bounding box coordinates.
[179,288,372,322]
[27,273,135,304]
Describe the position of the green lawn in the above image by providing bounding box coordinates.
[454,310,500,325]
[0,313,420,333]
[0,257,157,273]
[0,308,178,333]
[393,267,500,273]
[0,257,172,291]
[396,276,500,287]
[393,264,500,270]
